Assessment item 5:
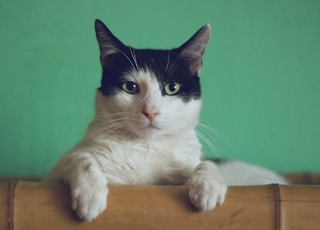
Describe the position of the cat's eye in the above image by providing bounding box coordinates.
[122,81,139,94]
[164,82,181,96]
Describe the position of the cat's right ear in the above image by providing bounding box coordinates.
[95,19,124,64]
[178,24,211,76]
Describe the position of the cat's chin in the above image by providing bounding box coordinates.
[135,125,163,139]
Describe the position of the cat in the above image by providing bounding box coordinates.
[45,19,287,222]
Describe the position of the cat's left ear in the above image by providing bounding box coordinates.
[178,24,211,75]
[95,19,125,65]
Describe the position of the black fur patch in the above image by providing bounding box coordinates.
[98,47,201,102]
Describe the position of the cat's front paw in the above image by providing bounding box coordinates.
[71,183,108,222]
[187,162,227,211]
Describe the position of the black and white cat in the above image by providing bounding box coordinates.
[46,19,287,222]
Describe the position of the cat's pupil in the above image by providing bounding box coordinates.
[126,82,136,90]
[168,83,178,91]
[164,82,181,96]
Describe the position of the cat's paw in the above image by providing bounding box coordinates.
[71,183,108,222]
[187,162,227,211]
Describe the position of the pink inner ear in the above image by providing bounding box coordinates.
[188,59,202,75]
[178,24,211,76]
[179,52,203,75]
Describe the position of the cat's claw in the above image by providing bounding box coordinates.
[71,184,108,222]
[187,161,227,211]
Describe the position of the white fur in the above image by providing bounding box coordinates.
[46,68,286,221]
[217,161,288,185]
[46,69,228,221]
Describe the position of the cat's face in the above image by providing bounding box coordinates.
[94,20,211,139]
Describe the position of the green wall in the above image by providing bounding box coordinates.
[1,0,319,177]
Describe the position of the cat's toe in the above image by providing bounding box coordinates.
[187,161,228,211]
[188,179,227,211]
[71,185,108,222]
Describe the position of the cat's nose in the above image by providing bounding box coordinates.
[142,109,159,122]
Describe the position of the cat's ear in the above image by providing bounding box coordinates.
[95,19,124,64]
[178,24,211,75]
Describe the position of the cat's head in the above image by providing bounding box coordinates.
[94,19,211,139]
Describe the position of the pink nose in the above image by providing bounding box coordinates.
[142,110,159,122]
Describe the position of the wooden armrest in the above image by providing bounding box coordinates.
[1,181,320,230]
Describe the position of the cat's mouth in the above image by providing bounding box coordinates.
[146,123,160,130]
[132,122,161,138]
[139,120,161,132]
[138,116,160,130]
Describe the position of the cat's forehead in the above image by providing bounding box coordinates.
[124,48,175,76]
[134,49,173,65]
[107,48,187,84]
[122,68,159,85]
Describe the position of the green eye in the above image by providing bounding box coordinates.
[122,81,139,94]
[164,82,181,96]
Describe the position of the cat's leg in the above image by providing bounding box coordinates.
[47,152,108,222]
[69,156,108,221]
[186,161,227,211]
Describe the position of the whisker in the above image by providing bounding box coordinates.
[115,48,138,71]
[176,119,229,159]
[129,47,139,70]
[196,131,224,159]
[197,123,231,143]
[165,57,181,74]
[166,116,225,159]
[94,112,143,133]
[98,119,129,132]
[95,112,132,119]
[165,50,171,72]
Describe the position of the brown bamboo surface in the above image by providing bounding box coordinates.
[0,174,319,230]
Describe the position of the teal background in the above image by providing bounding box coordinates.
[0,0,319,177]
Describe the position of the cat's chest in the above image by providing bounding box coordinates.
[98,138,199,185]
[103,140,173,170]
